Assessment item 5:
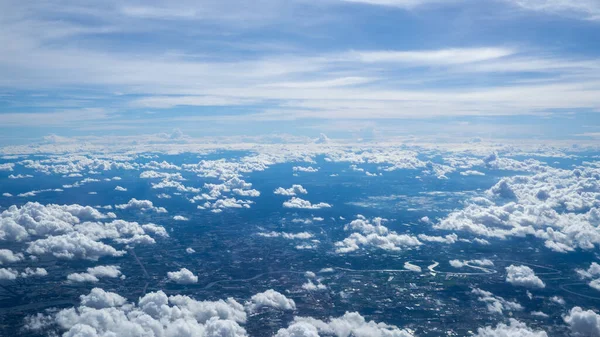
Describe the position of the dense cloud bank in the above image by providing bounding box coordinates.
[0,202,167,261]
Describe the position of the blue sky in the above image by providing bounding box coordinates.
[1,0,599,144]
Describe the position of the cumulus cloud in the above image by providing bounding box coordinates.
[115,198,167,213]
[245,289,296,312]
[436,166,600,254]
[274,185,308,196]
[475,318,547,336]
[335,216,421,253]
[283,197,332,209]
[506,265,545,289]
[24,287,249,337]
[564,306,600,337]
[114,186,127,191]
[0,249,24,264]
[450,259,494,268]
[302,280,327,291]
[293,166,319,173]
[173,215,189,221]
[0,267,47,280]
[472,288,523,314]
[275,312,414,337]
[167,268,199,284]
[67,265,122,283]
[0,202,167,261]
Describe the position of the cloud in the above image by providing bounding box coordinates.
[258,231,314,240]
[1,202,167,261]
[450,259,494,268]
[274,185,308,196]
[115,198,167,213]
[404,262,422,272]
[245,289,296,312]
[564,306,600,336]
[293,166,319,173]
[0,249,24,264]
[472,288,523,314]
[475,319,547,336]
[283,197,332,209]
[505,0,600,21]
[167,268,199,284]
[23,287,255,337]
[506,265,546,289]
[67,265,122,283]
[276,311,415,337]
[173,215,189,221]
[0,163,15,171]
[335,216,421,253]
[351,47,514,65]
[302,280,328,291]
[0,267,47,280]
[435,166,600,254]
[114,186,127,191]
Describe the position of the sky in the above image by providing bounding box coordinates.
[1,0,599,145]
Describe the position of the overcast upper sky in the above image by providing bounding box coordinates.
[1,0,599,144]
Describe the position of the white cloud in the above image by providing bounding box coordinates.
[0,249,24,264]
[351,47,514,65]
[293,166,319,173]
[302,280,327,291]
[114,186,127,191]
[1,202,167,261]
[475,319,547,336]
[186,247,195,254]
[173,215,189,221]
[67,265,122,283]
[167,268,199,284]
[335,216,421,253]
[245,289,296,312]
[450,259,494,268]
[461,170,485,176]
[505,0,600,21]
[472,288,523,314]
[564,306,600,336]
[24,287,249,337]
[258,231,314,240]
[403,262,422,272]
[0,163,15,171]
[283,197,332,209]
[115,198,167,213]
[435,166,600,254]
[506,265,546,289]
[274,185,308,196]
[8,174,33,179]
[276,311,414,337]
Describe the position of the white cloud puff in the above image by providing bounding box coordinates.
[0,249,24,264]
[475,319,547,336]
[67,265,122,283]
[564,306,600,337]
[114,186,127,191]
[335,216,421,253]
[115,198,167,213]
[404,262,422,272]
[167,268,199,284]
[25,287,248,337]
[505,265,545,289]
[274,185,308,196]
[173,215,189,221]
[472,288,523,314]
[245,289,296,312]
[435,166,600,254]
[275,312,414,337]
[283,197,332,210]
